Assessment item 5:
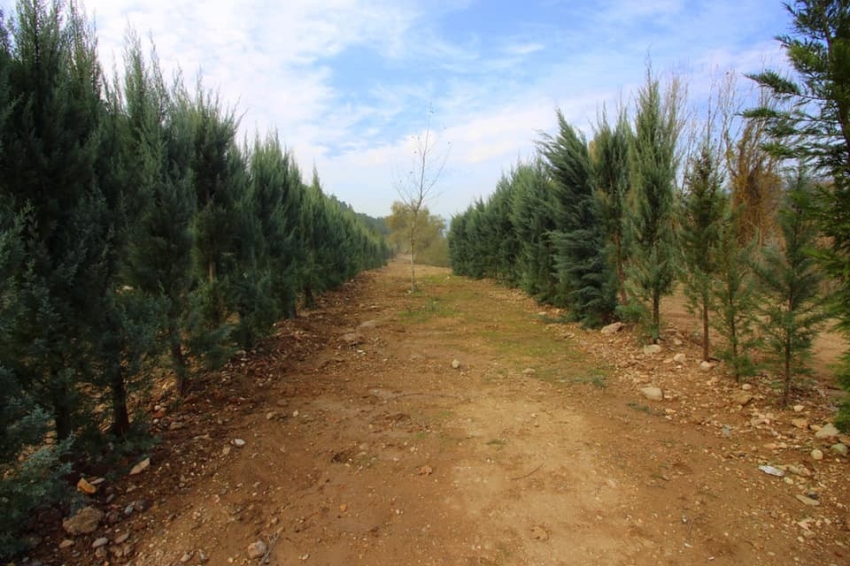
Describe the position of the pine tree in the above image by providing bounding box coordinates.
[627,70,683,341]
[679,142,726,361]
[752,170,829,406]
[747,0,850,427]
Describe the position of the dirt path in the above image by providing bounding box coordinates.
[51,259,849,566]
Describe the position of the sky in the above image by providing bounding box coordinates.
[2,0,793,219]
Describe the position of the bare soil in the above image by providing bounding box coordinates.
[36,259,850,565]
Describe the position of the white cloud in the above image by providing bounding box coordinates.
[0,0,793,219]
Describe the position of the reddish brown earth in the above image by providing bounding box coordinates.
[35,259,850,566]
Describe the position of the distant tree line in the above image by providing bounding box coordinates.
[0,0,389,555]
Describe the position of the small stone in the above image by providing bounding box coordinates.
[169,421,185,431]
[451,359,461,369]
[62,506,104,535]
[59,539,75,549]
[815,423,840,439]
[129,458,150,475]
[700,361,714,371]
[731,392,754,407]
[232,438,246,447]
[793,404,805,413]
[222,446,232,456]
[640,386,663,402]
[77,477,97,495]
[643,344,662,355]
[741,383,752,391]
[114,532,130,544]
[339,504,348,512]
[341,332,361,346]
[792,418,809,429]
[417,465,434,476]
[124,503,134,516]
[531,526,549,541]
[266,412,277,421]
[522,368,536,376]
[811,449,824,461]
[600,322,624,335]
[673,353,686,364]
[247,541,267,559]
[796,494,820,507]
[91,537,109,549]
[180,551,193,563]
[831,443,848,456]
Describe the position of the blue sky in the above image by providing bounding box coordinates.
[2,0,792,219]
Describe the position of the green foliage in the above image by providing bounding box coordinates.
[0,1,390,552]
[626,70,683,341]
[679,142,727,361]
[539,110,616,327]
[752,171,829,406]
[386,201,449,267]
[748,0,850,427]
[593,107,633,305]
[710,211,760,381]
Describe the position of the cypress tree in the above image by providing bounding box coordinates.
[679,141,726,361]
[593,107,633,305]
[509,161,558,302]
[710,211,759,381]
[540,110,616,326]
[1,0,107,440]
[627,70,683,341]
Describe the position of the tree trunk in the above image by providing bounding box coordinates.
[52,386,73,441]
[701,299,710,362]
[782,338,792,407]
[110,368,130,437]
[170,332,189,396]
[652,293,661,342]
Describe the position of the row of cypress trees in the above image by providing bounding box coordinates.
[448,69,830,407]
[0,1,389,554]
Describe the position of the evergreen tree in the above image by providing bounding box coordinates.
[509,161,559,302]
[1,0,107,440]
[711,212,760,381]
[539,110,616,326]
[593,107,633,305]
[679,141,727,361]
[752,170,829,406]
[626,70,683,341]
[747,0,850,426]
[184,85,246,370]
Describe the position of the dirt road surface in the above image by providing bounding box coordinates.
[47,259,850,566]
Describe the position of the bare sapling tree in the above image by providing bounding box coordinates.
[395,104,450,291]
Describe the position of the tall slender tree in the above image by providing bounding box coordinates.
[539,110,616,326]
[626,70,684,341]
[593,106,633,305]
[752,170,829,406]
[679,141,727,361]
[747,0,850,426]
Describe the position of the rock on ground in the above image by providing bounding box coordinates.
[641,386,663,402]
[62,506,104,536]
[815,423,840,439]
[247,541,267,559]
